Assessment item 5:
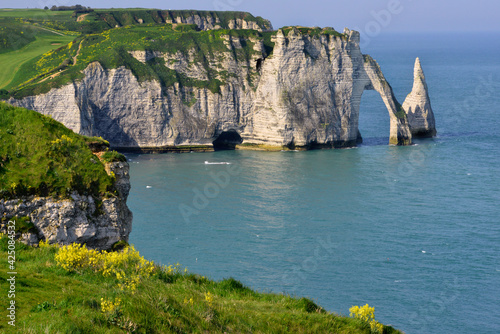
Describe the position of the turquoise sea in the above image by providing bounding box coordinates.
[127,32,500,334]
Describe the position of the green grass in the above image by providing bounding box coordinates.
[0,102,115,199]
[279,26,344,38]
[0,24,74,89]
[0,238,402,333]
[0,8,75,19]
[3,23,346,100]
[5,24,266,98]
[0,8,273,89]
[100,150,127,163]
[0,8,272,35]
[0,8,346,99]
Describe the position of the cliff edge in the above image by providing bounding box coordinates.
[0,102,132,250]
[3,12,436,149]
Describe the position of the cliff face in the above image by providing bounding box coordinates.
[0,161,132,250]
[10,28,432,149]
[161,13,273,32]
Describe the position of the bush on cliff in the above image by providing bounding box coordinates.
[0,102,122,199]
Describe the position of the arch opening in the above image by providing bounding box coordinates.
[212,130,243,151]
[358,90,391,146]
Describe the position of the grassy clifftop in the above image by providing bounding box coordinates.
[0,102,123,199]
[2,23,278,99]
[0,8,348,100]
[0,237,401,333]
[0,8,272,93]
[0,8,272,35]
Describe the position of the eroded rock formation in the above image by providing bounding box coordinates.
[0,161,132,250]
[10,28,432,149]
[403,57,437,137]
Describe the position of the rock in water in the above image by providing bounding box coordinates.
[403,58,437,137]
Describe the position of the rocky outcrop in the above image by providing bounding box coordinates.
[0,161,132,250]
[128,50,164,63]
[362,55,412,145]
[161,11,273,32]
[403,58,436,137]
[10,27,422,149]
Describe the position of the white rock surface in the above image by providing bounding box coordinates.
[403,57,437,137]
[0,161,132,250]
[164,13,273,32]
[128,50,163,63]
[10,29,416,148]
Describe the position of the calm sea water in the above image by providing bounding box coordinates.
[127,33,500,334]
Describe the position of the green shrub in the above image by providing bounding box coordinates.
[100,151,126,163]
[0,102,115,199]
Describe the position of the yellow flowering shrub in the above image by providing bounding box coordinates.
[55,243,155,292]
[349,304,375,322]
[38,239,52,248]
[204,292,214,308]
[55,243,100,271]
[349,304,384,334]
[101,297,122,314]
[117,275,141,292]
[51,134,74,146]
[370,320,384,333]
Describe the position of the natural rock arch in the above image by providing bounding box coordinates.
[360,54,412,145]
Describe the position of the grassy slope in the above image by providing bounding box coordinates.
[3,24,345,100]
[0,10,78,89]
[0,31,74,89]
[5,24,268,99]
[0,8,347,100]
[0,8,272,35]
[0,8,275,98]
[0,102,118,199]
[0,238,401,333]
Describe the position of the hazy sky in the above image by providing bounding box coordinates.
[4,0,500,32]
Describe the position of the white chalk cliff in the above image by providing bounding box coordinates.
[10,28,435,149]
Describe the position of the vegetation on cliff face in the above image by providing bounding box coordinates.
[0,8,272,35]
[0,102,124,199]
[3,23,268,98]
[280,26,344,38]
[0,236,402,333]
[0,8,272,92]
[0,8,347,100]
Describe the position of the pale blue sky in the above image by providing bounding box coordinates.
[4,0,500,32]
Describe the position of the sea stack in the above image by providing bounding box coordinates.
[403,57,437,137]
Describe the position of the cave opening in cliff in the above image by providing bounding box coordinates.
[359,90,390,146]
[212,130,243,150]
[256,58,263,71]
